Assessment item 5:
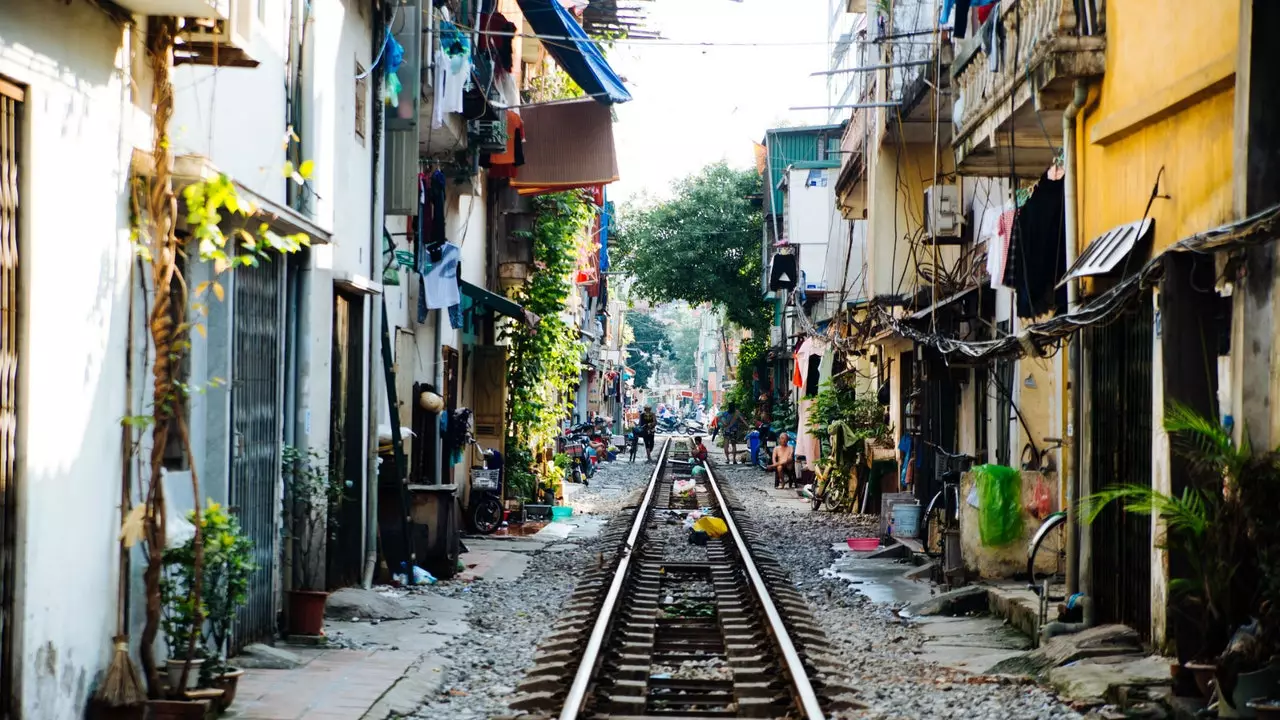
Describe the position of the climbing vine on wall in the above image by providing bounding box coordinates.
[503,191,595,489]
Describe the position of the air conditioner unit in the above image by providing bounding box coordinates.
[924,184,962,239]
[175,0,258,68]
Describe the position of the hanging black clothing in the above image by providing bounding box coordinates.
[1009,172,1067,318]
[952,0,973,38]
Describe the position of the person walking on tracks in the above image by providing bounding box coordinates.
[717,403,746,464]
[766,431,797,488]
[639,405,658,462]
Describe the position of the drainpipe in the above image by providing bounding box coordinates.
[1063,79,1089,618]
[362,9,387,590]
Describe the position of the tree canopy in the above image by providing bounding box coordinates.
[624,311,673,389]
[614,163,769,331]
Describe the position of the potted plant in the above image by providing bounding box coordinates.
[196,502,254,712]
[1084,404,1280,707]
[282,445,345,636]
[159,523,207,694]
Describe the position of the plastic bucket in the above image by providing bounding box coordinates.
[891,503,922,538]
[551,506,574,522]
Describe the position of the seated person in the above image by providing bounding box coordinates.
[767,432,797,489]
[692,436,709,464]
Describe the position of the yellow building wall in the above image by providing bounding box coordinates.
[1077,0,1238,262]
[1073,0,1238,650]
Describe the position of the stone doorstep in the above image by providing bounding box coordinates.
[983,583,1045,640]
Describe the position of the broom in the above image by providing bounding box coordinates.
[92,254,147,708]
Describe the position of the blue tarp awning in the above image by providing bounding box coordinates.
[515,0,633,104]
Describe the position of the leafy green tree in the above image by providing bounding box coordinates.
[615,163,769,332]
[624,311,672,389]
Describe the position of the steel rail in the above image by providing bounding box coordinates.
[558,438,671,720]
[703,463,826,720]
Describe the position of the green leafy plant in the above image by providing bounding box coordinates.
[614,163,770,332]
[504,445,539,502]
[281,445,345,591]
[811,381,888,452]
[1082,402,1278,664]
[503,191,596,487]
[724,336,766,419]
[199,503,254,681]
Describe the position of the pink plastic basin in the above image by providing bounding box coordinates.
[846,537,879,552]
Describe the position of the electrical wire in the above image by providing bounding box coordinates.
[356,1,399,80]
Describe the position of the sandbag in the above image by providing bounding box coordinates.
[974,464,1023,547]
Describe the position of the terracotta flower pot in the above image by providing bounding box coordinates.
[1185,661,1218,699]
[210,668,245,712]
[286,590,328,636]
[144,699,209,720]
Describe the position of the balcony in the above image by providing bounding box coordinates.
[834,99,868,219]
[951,0,1104,176]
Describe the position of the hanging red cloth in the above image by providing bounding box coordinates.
[792,354,804,388]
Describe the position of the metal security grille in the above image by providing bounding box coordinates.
[0,78,22,720]
[229,262,284,652]
[1087,298,1154,640]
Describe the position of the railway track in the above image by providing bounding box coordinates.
[506,438,861,719]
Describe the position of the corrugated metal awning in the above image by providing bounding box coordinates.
[1059,218,1153,286]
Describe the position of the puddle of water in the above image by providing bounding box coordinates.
[823,555,933,605]
[493,522,547,538]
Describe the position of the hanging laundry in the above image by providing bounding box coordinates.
[448,303,464,330]
[423,243,462,310]
[429,170,446,249]
[951,0,973,38]
[989,208,1016,289]
[480,12,517,73]
[384,34,405,108]
[433,49,469,128]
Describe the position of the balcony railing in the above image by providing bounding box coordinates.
[951,0,1104,176]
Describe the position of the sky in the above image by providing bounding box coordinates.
[606,0,832,205]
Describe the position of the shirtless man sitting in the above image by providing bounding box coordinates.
[767,432,796,489]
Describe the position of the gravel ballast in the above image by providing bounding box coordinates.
[408,459,655,720]
[713,464,1079,720]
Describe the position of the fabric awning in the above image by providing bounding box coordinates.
[514,0,632,105]
[460,281,539,328]
[511,100,619,194]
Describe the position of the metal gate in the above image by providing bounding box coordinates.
[229,262,285,652]
[1087,298,1154,640]
[0,78,22,720]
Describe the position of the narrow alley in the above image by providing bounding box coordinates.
[3,0,1280,718]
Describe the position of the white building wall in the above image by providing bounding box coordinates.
[170,1,291,204]
[0,1,151,717]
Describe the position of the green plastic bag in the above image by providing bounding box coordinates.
[974,464,1023,547]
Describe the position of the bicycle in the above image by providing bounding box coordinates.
[1027,437,1068,601]
[809,459,848,512]
[917,443,974,578]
